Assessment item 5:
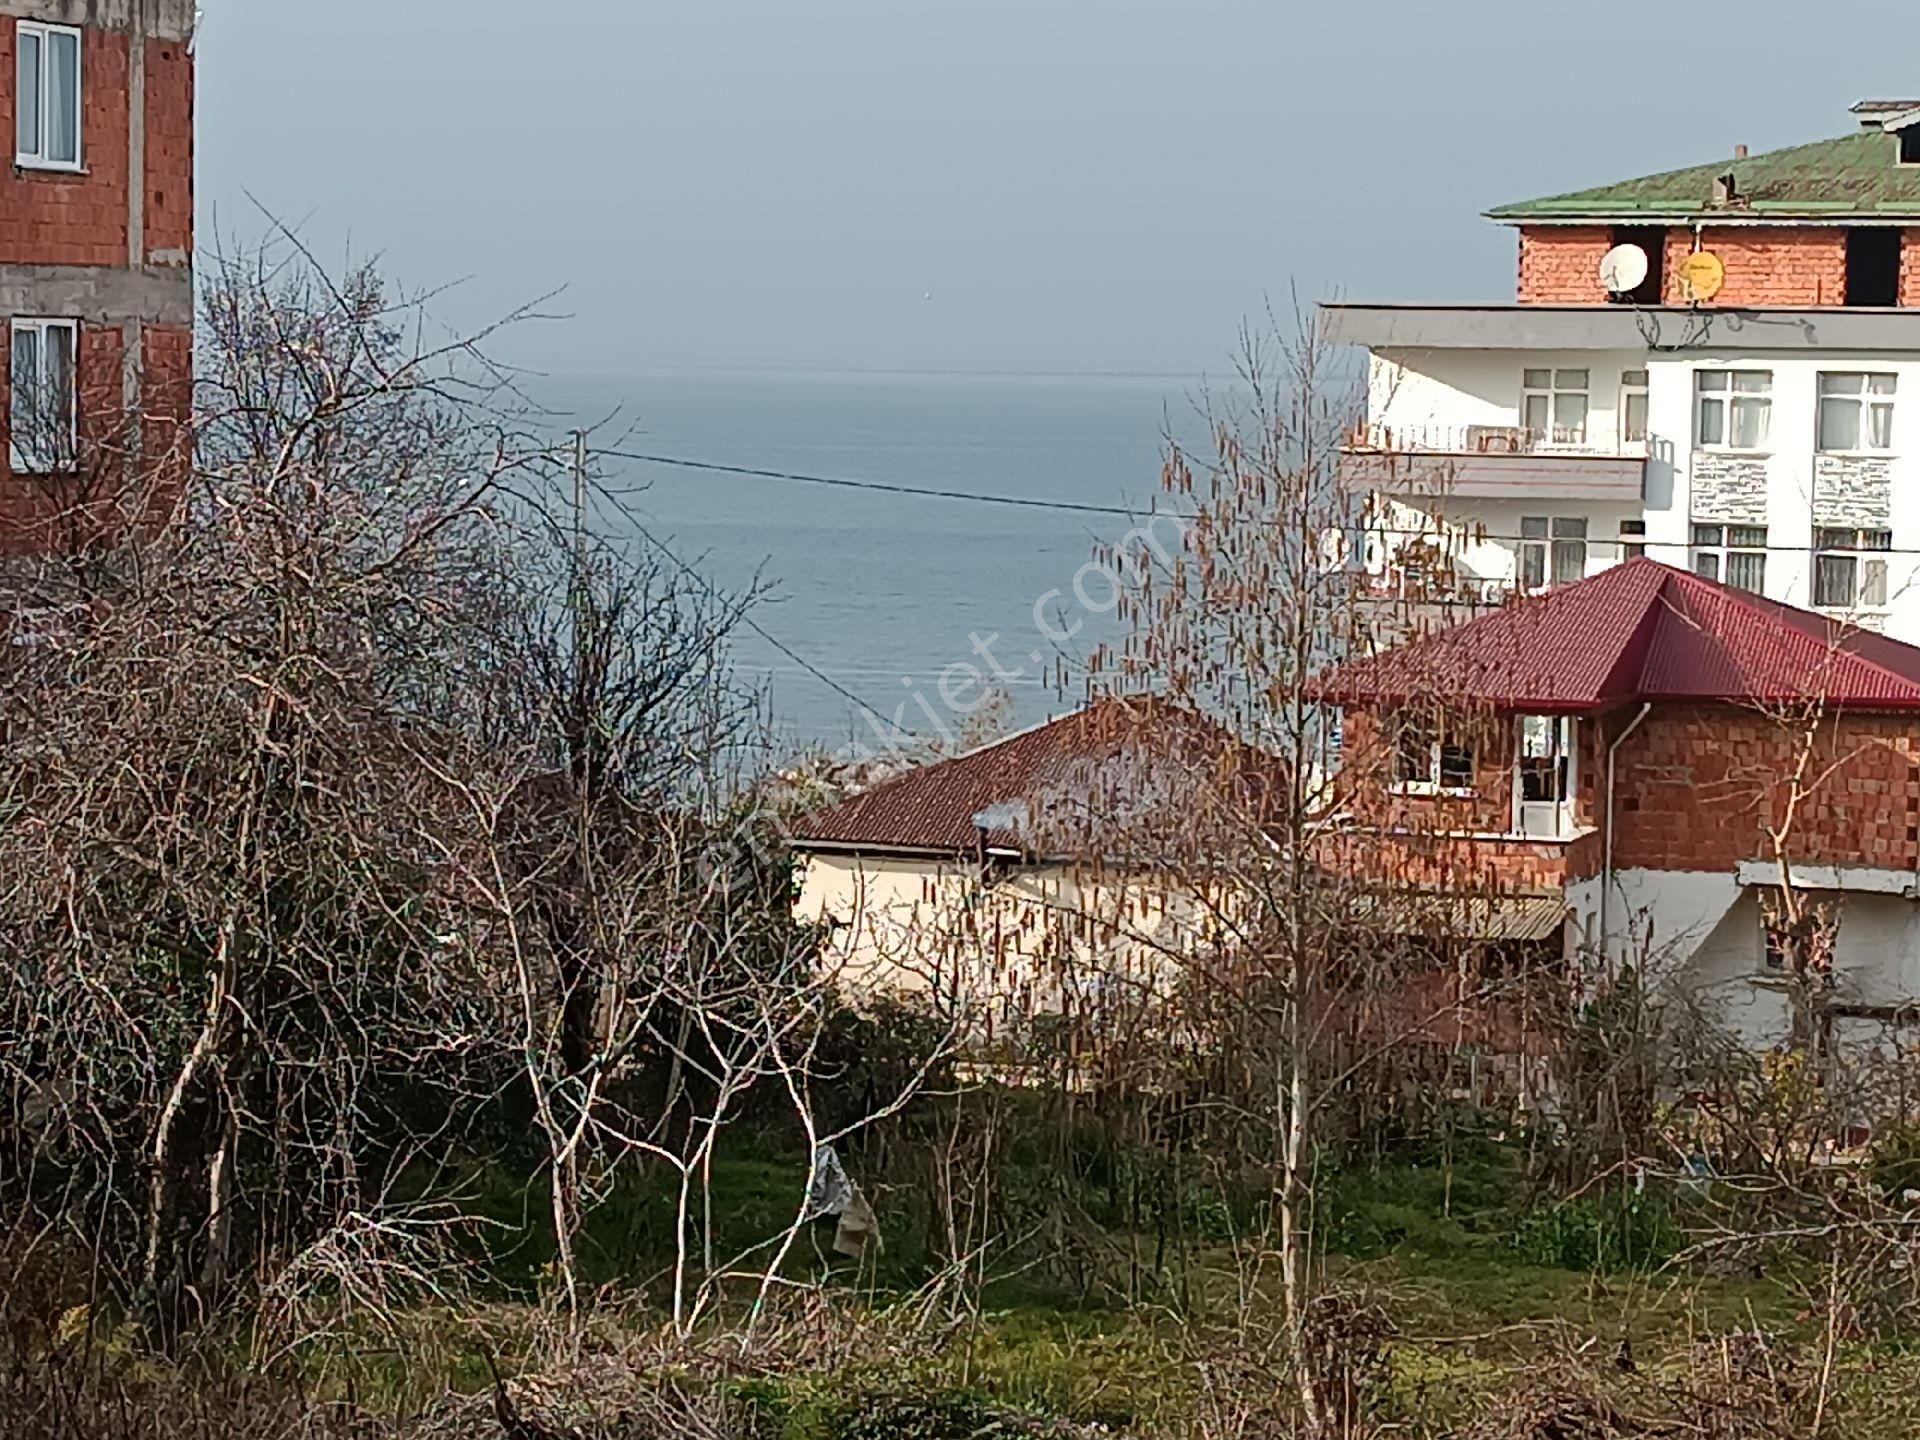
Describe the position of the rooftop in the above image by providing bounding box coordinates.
[1315,559,1920,715]
[1318,302,1920,351]
[1488,124,1920,223]
[791,695,1277,856]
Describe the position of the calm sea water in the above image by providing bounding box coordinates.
[531,371,1213,756]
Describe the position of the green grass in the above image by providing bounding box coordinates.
[324,1132,1920,1435]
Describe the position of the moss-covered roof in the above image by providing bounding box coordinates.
[1488,129,1920,222]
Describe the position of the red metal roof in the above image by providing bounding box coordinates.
[792,695,1274,854]
[1316,558,1920,714]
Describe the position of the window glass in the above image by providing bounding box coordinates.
[16,30,40,158]
[46,29,77,165]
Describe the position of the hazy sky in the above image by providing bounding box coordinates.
[198,0,1920,379]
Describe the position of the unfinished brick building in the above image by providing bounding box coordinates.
[1318,558,1920,1052]
[1,0,193,549]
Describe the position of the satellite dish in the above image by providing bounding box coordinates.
[1677,250,1727,303]
[1599,243,1650,297]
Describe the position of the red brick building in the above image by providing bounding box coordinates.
[1318,559,1920,1050]
[0,0,194,549]
[1496,102,1920,309]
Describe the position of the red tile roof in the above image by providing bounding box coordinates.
[1316,558,1920,714]
[793,695,1274,854]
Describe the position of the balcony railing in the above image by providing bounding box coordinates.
[1341,423,1648,502]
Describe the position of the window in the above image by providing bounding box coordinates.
[1619,519,1647,561]
[1846,228,1902,307]
[1521,368,1589,445]
[1517,716,1571,804]
[1519,516,1588,589]
[1620,369,1650,445]
[15,21,81,171]
[1814,527,1892,610]
[1516,715,1575,838]
[1691,524,1768,593]
[1607,227,1666,307]
[1393,719,1474,794]
[1762,919,1788,972]
[1696,370,1772,451]
[1817,372,1897,452]
[7,318,77,474]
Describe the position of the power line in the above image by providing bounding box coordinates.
[594,448,1153,520]
[583,476,919,738]
[593,446,1920,558]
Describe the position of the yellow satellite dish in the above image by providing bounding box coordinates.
[1677,250,1726,303]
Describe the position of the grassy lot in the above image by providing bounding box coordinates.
[321,1133,1920,1436]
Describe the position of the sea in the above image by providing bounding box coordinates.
[530,371,1218,760]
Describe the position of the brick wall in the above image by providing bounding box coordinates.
[0,319,191,550]
[141,321,191,487]
[143,35,194,261]
[1667,227,1848,307]
[1519,225,1889,308]
[0,24,131,266]
[1901,232,1920,308]
[1516,226,1616,304]
[1329,706,1607,894]
[1610,704,1920,873]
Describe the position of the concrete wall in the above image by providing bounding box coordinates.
[0,2,195,41]
[1573,870,1920,1054]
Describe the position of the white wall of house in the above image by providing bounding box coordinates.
[1645,350,1920,642]
[1569,868,1920,1052]
[1369,348,1646,450]
[1375,496,1650,590]
[795,851,1194,1026]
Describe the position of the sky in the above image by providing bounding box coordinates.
[197,0,1920,380]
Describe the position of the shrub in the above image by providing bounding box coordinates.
[1507,1191,1680,1273]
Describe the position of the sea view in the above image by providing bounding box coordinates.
[532,369,1217,754]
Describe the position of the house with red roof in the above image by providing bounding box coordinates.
[1316,557,1920,1051]
[790,695,1276,1026]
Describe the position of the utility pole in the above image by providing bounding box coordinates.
[570,429,593,786]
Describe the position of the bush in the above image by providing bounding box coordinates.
[1507,1191,1680,1273]
[1870,1123,1920,1206]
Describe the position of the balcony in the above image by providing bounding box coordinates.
[1340,424,1648,502]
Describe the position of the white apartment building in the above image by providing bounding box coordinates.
[1327,102,1920,641]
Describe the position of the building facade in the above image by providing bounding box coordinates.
[1,0,193,547]
[1330,102,1920,645]
[1318,559,1920,1056]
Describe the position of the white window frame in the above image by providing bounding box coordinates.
[1620,369,1649,449]
[1520,367,1590,447]
[1391,718,1476,798]
[1619,519,1647,561]
[1695,369,1772,453]
[1519,515,1588,591]
[1815,372,1897,455]
[8,316,78,474]
[1813,527,1893,612]
[1690,524,1768,593]
[14,20,83,173]
[1514,715,1577,840]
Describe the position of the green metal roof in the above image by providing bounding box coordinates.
[1488,129,1920,222]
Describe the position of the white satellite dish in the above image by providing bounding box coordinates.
[1599,243,1650,297]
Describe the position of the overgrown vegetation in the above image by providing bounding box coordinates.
[5,276,1920,1438]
